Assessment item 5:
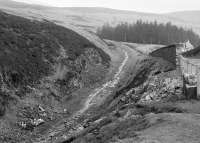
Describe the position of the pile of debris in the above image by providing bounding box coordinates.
[17,105,48,131]
[122,71,183,104]
[139,75,182,103]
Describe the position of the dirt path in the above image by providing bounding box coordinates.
[34,42,141,143]
[79,49,128,114]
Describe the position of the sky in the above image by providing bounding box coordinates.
[13,0,200,13]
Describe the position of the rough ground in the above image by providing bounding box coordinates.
[33,40,144,143]
[132,113,200,143]
[0,11,111,143]
[66,66,200,143]
[0,10,153,143]
[1,1,200,143]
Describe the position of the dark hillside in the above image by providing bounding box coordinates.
[0,11,110,88]
[0,11,110,142]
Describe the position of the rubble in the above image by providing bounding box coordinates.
[31,118,45,126]
[122,71,183,104]
[18,118,45,130]
[138,72,183,103]
[17,105,48,130]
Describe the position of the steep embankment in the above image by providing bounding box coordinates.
[31,40,141,143]
[59,46,176,143]
[65,42,200,143]
[0,11,111,142]
[0,0,115,60]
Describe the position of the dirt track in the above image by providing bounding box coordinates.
[33,42,143,143]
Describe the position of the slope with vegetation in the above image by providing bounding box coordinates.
[1,1,200,143]
[1,0,200,34]
[62,44,200,143]
[0,11,111,142]
[61,49,179,143]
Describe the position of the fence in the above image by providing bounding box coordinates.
[178,55,200,98]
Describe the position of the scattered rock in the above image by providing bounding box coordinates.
[31,118,45,126]
[137,71,183,103]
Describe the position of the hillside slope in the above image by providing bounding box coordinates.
[0,0,116,61]
[0,11,111,142]
[1,1,200,143]
[0,0,200,34]
[166,11,200,25]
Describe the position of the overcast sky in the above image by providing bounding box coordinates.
[13,0,200,13]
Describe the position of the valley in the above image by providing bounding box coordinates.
[0,1,200,143]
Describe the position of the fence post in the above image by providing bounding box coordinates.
[197,67,200,99]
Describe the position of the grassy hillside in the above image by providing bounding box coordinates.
[0,11,110,87]
[0,11,111,142]
[1,0,200,35]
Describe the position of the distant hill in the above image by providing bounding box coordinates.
[166,11,200,26]
[1,0,200,34]
[97,21,200,46]
[0,0,51,9]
